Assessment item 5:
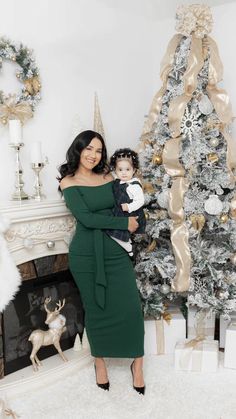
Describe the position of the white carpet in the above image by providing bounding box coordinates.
[3,353,236,419]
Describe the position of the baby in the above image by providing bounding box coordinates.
[106,148,146,257]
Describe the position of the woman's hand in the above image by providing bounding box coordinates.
[128,216,139,233]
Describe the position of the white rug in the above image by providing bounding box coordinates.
[3,353,236,419]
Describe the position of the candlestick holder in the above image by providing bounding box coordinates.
[9,142,29,201]
[31,160,47,200]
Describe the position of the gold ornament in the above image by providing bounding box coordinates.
[152,154,163,165]
[12,56,16,61]
[143,182,155,194]
[146,239,157,252]
[189,213,205,231]
[16,73,20,78]
[144,210,149,220]
[219,213,229,223]
[207,152,219,163]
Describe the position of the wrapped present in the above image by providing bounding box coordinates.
[175,338,219,372]
[187,306,215,340]
[224,323,236,369]
[219,312,236,348]
[144,308,186,355]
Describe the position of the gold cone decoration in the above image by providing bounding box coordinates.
[93,92,105,139]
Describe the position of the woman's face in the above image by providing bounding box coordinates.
[79,137,103,170]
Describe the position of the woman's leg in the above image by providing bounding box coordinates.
[94,357,109,384]
[132,356,145,387]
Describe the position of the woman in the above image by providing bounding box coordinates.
[58,130,145,394]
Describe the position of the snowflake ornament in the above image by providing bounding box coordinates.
[180,108,201,140]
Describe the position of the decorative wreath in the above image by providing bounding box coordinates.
[0,37,41,125]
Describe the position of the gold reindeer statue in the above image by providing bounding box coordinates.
[28,297,68,371]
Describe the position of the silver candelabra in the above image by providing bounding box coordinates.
[9,142,29,201]
[31,160,48,200]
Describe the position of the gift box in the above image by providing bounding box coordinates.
[144,308,186,355]
[187,306,215,340]
[219,312,236,348]
[175,338,219,372]
[224,323,236,369]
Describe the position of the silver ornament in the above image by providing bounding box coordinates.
[198,94,213,115]
[47,240,55,249]
[157,190,169,209]
[216,289,226,300]
[209,137,219,147]
[160,283,171,294]
[204,194,223,215]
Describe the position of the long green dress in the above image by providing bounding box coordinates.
[63,181,144,358]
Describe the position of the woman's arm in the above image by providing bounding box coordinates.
[63,187,129,230]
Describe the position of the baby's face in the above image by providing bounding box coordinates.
[115,160,135,181]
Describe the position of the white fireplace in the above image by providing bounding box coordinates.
[0,199,90,393]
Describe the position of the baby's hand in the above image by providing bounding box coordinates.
[121,203,129,212]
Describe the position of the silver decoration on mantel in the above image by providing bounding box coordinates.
[198,94,213,115]
[31,157,49,201]
[9,142,29,201]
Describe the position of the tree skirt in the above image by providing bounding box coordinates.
[4,354,236,419]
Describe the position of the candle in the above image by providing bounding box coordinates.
[8,119,23,144]
[31,141,43,163]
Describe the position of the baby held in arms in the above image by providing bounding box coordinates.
[106,148,146,257]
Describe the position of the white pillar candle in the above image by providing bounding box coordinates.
[8,119,23,144]
[30,141,43,163]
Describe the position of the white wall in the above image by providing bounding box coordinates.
[0,0,236,202]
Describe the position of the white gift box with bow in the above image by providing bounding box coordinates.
[144,308,186,355]
[175,338,219,372]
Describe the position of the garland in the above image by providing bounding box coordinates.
[0,37,41,124]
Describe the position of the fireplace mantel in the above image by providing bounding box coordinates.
[0,199,75,265]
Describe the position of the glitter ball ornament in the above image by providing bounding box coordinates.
[157,190,169,209]
[198,94,213,115]
[152,154,163,165]
[209,137,219,147]
[204,195,223,215]
[219,213,229,223]
[160,283,171,295]
[207,152,219,163]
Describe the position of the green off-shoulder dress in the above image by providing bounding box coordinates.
[63,181,144,358]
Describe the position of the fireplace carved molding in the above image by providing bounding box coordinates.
[0,199,75,265]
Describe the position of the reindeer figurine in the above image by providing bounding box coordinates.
[28,297,68,371]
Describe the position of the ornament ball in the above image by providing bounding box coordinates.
[207,152,219,163]
[152,154,163,165]
[160,283,171,295]
[219,213,229,223]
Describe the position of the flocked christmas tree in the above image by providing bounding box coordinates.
[134,4,236,318]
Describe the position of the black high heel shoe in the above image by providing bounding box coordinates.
[130,361,145,395]
[94,364,110,391]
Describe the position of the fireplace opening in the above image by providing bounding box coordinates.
[2,254,84,376]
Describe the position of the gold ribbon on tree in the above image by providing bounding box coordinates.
[162,35,205,292]
[141,34,182,140]
[0,95,33,124]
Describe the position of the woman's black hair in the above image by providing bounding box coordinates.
[57,130,109,185]
[109,148,139,171]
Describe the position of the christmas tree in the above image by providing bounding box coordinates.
[135,4,236,319]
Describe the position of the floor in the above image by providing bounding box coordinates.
[0,349,236,419]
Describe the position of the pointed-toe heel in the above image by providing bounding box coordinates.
[130,361,145,395]
[94,364,110,391]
